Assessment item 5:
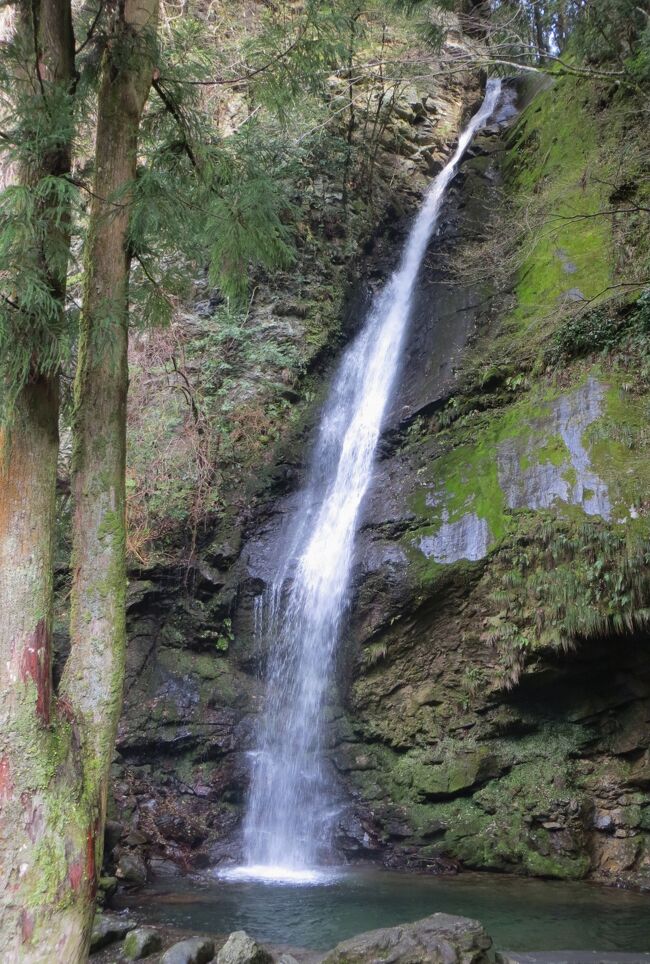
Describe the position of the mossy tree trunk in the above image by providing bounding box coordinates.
[1,1,159,957]
[0,1,87,959]
[58,0,158,949]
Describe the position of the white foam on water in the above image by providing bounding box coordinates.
[219,864,341,886]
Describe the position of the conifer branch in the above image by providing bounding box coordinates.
[64,172,126,209]
[0,292,20,312]
[75,0,105,56]
[161,18,309,87]
[550,207,650,221]
[151,76,198,169]
[133,252,175,312]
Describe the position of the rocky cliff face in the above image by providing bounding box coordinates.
[108,68,650,891]
[107,49,485,880]
[336,75,650,887]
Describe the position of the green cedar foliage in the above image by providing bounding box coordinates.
[0,25,76,423]
[1,0,387,423]
[128,1,378,312]
[572,0,650,80]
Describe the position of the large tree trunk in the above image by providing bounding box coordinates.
[0,382,100,962]
[60,0,158,945]
[0,2,88,960]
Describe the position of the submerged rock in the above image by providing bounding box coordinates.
[216,931,273,964]
[321,912,492,963]
[161,936,216,964]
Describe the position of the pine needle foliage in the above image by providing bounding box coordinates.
[239,1,361,116]
[126,4,375,314]
[0,24,77,425]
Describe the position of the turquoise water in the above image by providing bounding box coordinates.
[122,868,650,953]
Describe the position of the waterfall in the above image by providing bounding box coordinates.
[237,80,502,881]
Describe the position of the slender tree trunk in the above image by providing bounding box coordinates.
[0,2,88,960]
[60,0,158,944]
[532,1,548,61]
[556,1,567,51]
[341,7,360,212]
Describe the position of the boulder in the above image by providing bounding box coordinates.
[98,875,118,896]
[90,913,135,952]
[104,819,124,852]
[216,931,273,964]
[161,936,216,964]
[321,913,492,964]
[123,926,163,959]
[116,851,148,885]
[96,875,118,906]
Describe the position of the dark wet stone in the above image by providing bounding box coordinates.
[116,852,148,885]
[124,926,163,959]
[321,913,491,963]
[216,931,273,964]
[90,913,135,952]
[161,936,216,964]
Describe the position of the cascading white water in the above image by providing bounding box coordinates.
[237,80,502,882]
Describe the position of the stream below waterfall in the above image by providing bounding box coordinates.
[119,870,650,954]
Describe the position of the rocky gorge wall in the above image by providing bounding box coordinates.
[337,74,650,887]
[106,67,650,892]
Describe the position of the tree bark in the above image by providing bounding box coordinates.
[532,1,548,62]
[0,2,85,960]
[59,0,158,949]
[555,0,567,52]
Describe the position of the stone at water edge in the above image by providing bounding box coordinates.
[90,913,136,952]
[116,851,148,885]
[99,875,118,896]
[320,913,492,964]
[216,930,273,964]
[496,955,650,963]
[123,926,163,959]
[96,875,118,907]
[161,936,216,964]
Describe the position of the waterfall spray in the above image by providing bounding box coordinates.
[236,80,502,882]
